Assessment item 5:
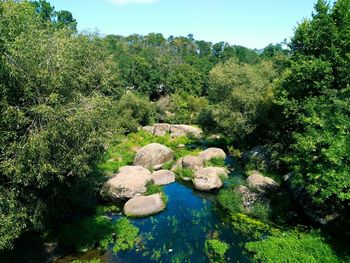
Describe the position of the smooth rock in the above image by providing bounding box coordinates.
[152,170,175,185]
[246,171,278,193]
[142,126,155,134]
[169,124,202,138]
[104,166,152,199]
[193,167,228,191]
[181,155,205,170]
[153,123,171,136]
[123,193,166,217]
[134,143,174,169]
[198,148,226,161]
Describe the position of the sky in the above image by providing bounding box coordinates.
[49,0,318,49]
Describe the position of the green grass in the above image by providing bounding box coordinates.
[174,167,194,180]
[245,231,341,263]
[216,188,244,214]
[205,157,226,167]
[145,181,163,195]
[98,130,202,175]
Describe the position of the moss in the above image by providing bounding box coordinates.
[204,239,230,263]
[245,231,341,263]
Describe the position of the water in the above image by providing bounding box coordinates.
[102,181,249,263]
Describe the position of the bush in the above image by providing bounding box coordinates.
[217,188,244,214]
[250,202,270,222]
[246,231,340,263]
[204,239,230,263]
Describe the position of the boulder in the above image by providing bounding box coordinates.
[104,166,152,199]
[152,170,175,185]
[246,171,278,193]
[153,123,171,136]
[169,124,202,138]
[174,155,205,171]
[142,126,155,134]
[198,148,226,161]
[124,193,166,217]
[193,167,228,191]
[134,143,174,169]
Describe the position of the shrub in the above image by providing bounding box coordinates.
[250,202,270,222]
[217,188,244,214]
[204,239,230,263]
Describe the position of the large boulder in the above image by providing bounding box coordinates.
[193,167,228,191]
[153,123,171,136]
[104,166,152,199]
[246,171,278,193]
[134,143,174,169]
[198,148,226,161]
[173,155,205,171]
[123,193,166,217]
[151,170,175,185]
[142,126,154,134]
[169,124,202,138]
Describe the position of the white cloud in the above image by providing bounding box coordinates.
[108,0,158,5]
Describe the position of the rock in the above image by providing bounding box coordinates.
[123,193,166,217]
[134,143,174,169]
[169,124,202,138]
[198,148,226,161]
[178,155,205,171]
[193,167,228,191]
[153,123,171,136]
[104,166,152,199]
[152,170,175,185]
[246,171,278,193]
[142,126,154,134]
[235,185,260,211]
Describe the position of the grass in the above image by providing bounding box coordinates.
[216,188,244,214]
[205,157,226,167]
[98,130,202,175]
[145,181,163,196]
[174,167,194,180]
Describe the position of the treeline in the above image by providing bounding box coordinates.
[0,0,349,252]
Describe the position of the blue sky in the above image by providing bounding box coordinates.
[49,0,317,49]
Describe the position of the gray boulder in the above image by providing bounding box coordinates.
[134,143,174,169]
[142,126,155,134]
[170,124,202,138]
[246,171,278,193]
[193,167,228,191]
[123,193,166,217]
[152,170,175,185]
[153,123,171,136]
[198,148,226,161]
[173,155,205,171]
[104,166,152,199]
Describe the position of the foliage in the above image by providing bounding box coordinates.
[205,157,226,167]
[58,217,138,254]
[145,181,163,196]
[201,59,277,143]
[275,0,350,212]
[246,231,340,263]
[250,202,270,222]
[204,239,230,263]
[216,188,244,214]
[174,167,194,181]
[71,260,101,263]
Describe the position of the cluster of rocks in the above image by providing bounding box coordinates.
[142,123,202,138]
[103,141,229,217]
[235,171,279,212]
[172,147,228,191]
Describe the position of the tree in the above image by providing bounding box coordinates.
[276,0,350,212]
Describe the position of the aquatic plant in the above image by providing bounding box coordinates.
[204,239,230,263]
[111,218,139,253]
[245,231,340,263]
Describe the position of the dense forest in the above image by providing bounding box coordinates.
[0,0,349,262]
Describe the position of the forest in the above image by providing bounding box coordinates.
[0,0,349,262]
